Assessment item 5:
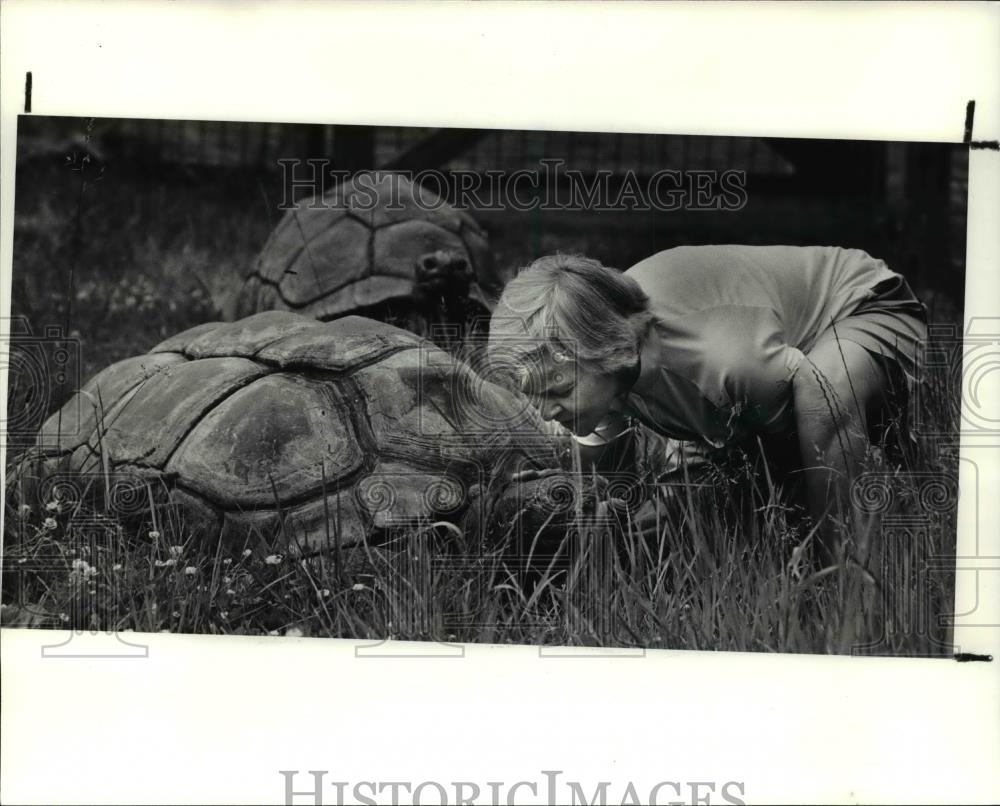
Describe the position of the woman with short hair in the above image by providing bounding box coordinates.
[488,246,927,563]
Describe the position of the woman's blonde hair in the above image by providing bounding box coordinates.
[488,254,652,383]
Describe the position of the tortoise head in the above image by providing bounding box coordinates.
[415,249,474,300]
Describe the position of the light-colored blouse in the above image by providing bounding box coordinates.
[615,244,901,448]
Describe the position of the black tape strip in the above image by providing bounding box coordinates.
[24,71,32,113]
[964,99,999,150]
[963,101,975,142]
[954,653,993,663]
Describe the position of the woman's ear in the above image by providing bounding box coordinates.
[615,358,641,396]
[628,310,655,343]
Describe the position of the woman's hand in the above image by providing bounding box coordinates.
[510,467,630,518]
[510,467,565,484]
[508,467,672,533]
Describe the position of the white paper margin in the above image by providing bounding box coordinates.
[1,2,998,804]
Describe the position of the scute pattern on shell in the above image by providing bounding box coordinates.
[13,312,559,556]
[235,173,503,322]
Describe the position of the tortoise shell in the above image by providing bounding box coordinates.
[13,312,562,555]
[234,173,504,325]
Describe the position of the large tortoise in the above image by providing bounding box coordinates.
[233,173,505,342]
[10,312,575,559]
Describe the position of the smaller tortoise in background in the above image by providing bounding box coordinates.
[10,313,576,564]
[234,173,505,345]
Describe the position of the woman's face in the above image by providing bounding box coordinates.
[523,353,621,437]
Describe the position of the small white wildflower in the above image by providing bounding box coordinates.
[219,611,229,619]
[154,558,177,568]
[171,611,180,618]
[222,557,232,565]
[264,554,282,566]
[42,517,57,530]
[351,583,366,592]
[242,549,252,558]
[222,576,232,585]
[225,588,236,596]
[285,626,304,638]
[45,500,61,512]
[18,504,31,516]
[59,613,69,623]
[267,629,279,636]
[112,563,123,572]
[183,566,197,576]
[169,545,184,559]
[148,530,160,540]
[320,588,330,598]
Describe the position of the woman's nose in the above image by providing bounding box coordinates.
[540,400,563,422]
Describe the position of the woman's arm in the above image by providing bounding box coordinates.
[793,337,890,567]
